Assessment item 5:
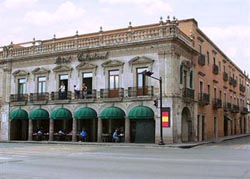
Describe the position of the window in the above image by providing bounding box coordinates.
[207,51,210,65]
[213,57,216,64]
[59,74,68,92]
[136,67,148,96]
[37,77,46,94]
[214,87,217,99]
[137,68,147,88]
[224,92,227,103]
[82,72,93,92]
[180,65,183,84]
[190,71,193,88]
[109,70,119,89]
[18,78,26,94]
[200,81,203,94]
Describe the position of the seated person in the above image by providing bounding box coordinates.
[37,129,43,136]
[112,129,119,143]
[79,128,87,142]
[58,129,65,135]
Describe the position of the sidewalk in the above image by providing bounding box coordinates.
[2,133,250,148]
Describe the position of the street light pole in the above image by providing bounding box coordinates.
[142,70,165,145]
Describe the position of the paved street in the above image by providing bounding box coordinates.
[0,137,250,179]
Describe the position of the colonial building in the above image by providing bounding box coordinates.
[0,17,248,143]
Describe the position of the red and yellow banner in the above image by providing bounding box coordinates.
[162,107,170,128]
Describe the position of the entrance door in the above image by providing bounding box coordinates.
[59,74,68,99]
[135,120,155,143]
[202,116,205,141]
[224,116,228,136]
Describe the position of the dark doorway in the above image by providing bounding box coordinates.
[130,119,155,143]
[10,120,28,140]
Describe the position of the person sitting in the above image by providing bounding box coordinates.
[58,129,65,141]
[112,129,119,143]
[79,128,87,142]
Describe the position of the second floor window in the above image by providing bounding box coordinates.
[109,70,119,89]
[18,78,26,94]
[137,67,147,88]
[37,77,46,93]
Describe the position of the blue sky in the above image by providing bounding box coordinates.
[0,0,249,73]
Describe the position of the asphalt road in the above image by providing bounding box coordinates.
[0,137,250,179]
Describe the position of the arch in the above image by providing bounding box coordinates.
[128,105,154,120]
[9,109,28,120]
[74,107,97,120]
[181,107,192,142]
[50,108,72,120]
[29,108,49,120]
[100,106,125,120]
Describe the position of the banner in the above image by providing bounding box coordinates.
[162,107,170,128]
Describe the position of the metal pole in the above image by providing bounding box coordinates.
[159,77,165,145]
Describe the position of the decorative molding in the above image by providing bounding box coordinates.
[55,56,72,64]
[198,71,206,77]
[76,62,97,71]
[12,70,29,77]
[101,60,124,68]
[53,65,72,72]
[213,80,218,84]
[78,51,109,62]
[128,56,154,65]
[32,67,50,75]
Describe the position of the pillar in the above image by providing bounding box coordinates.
[125,117,130,143]
[72,118,77,142]
[28,119,33,141]
[97,117,102,142]
[49,119,54,141]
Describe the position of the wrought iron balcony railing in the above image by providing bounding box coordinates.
[240,107,248,115]
[213,64,219,75]
[223,72,228,81]
[10,94,28,103]
[198,93,210,105]
[100,88,124,98]
[128,86,154,97]
[223,102,232,111]
[30,93,49,103]
[240,84,246,92]
[51,91,72,100]
[74,90,97,99]
[183,88,195,100]
[231,104,240,113]
[213,98,222,109]
[198,54,206,66]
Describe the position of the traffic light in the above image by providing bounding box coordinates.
[154,99,158,108]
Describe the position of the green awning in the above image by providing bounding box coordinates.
[100,106,125,120]
[29,109,49,120]
[74,107,97,120]
[50,108,72,120]
[9,109,28,120]
[224,115,232,121]
[128,106,154,120]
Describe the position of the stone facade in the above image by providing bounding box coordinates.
[0,18,248,143]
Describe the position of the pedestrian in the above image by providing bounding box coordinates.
[74,84,80,99]
[59,82,66,99]
[79,128,87,142]
[112,128,119,143]
[82,83,87,99]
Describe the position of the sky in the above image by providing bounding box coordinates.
[0,0,249,73]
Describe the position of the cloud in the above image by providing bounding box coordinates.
[99,0,172,15]
[23,1,86,26]
[1,0,37,9]
[202,25,250,72]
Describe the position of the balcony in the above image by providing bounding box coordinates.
[231,104,240,113]
[213,98,222,109]
[223,102,231,111]
[183,88,195,100]
[30,93,49,104]
[198,93,210,106]
[229,77,237,87]
[213,64,219,75]
[100,88,124,98]
[74,90,97,100]
[240,84,246,92]
[128,86,154,97]
[223,72,228,81]
[240,107,248,115]
[51,91,72,102]
[198,54,206,66]
[10,94,28,105]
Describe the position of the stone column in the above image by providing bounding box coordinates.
[49,119,54,141]
[125,117,130,143]
[97,117,102,142]
[72,118,77,142]
[28,119,33,141]
[92,118,97,142]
